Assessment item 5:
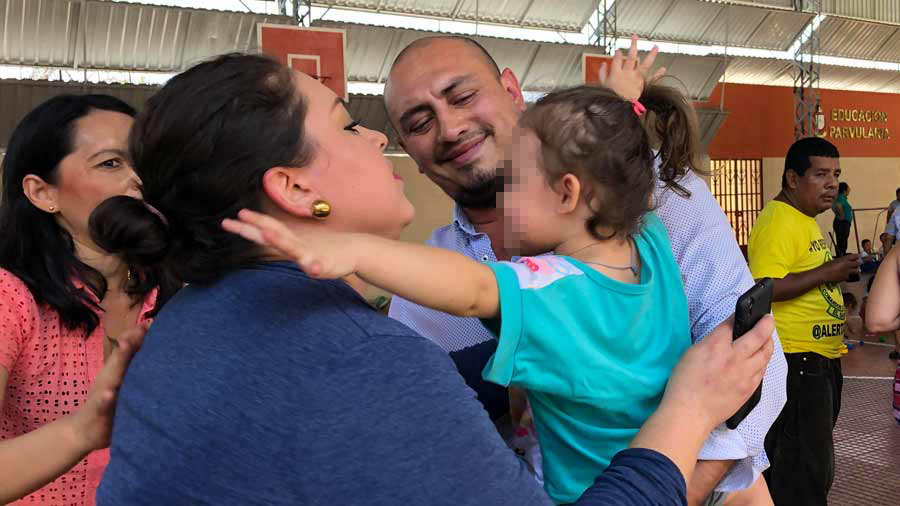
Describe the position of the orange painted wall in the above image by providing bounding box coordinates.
[700,83,900,159]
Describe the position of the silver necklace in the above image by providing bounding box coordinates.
[567,238,640,277]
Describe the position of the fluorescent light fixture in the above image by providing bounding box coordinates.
[0,63,552,101]
[24,3,900,85]
[348,81,546,101]
[347,81,386,95]
[108,0,280,14]
[315,6,900,73]
[0,64,176,84]
[310,7,588,44]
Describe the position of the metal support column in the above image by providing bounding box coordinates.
[298,0,312,27]
[591,0,618,55]
[791,0,822,140]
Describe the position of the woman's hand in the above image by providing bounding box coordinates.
[629,315,775,484]
[222,209,360,280]
[70,323,147,453]
[597,35,666,101]
[663,315,775,432]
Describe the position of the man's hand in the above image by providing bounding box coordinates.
[596,35,666,101]
[821,254,862,283]
[772,253,862,302]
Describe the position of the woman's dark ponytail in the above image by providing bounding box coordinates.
[89,196,170,268]
[89,196,181,315]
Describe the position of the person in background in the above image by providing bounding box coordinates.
[886,187,900,224]
[865,241,900,422]
[860,295,869,330]
[884,191,900,251]
[832,182,853,257]
[748,137,860,506]
[843,293,863,343]
[861,239,876,260]
[383,34,786,506]
[881,232,894,258]
[860,239,880,274]
[895,359,900,424]
[94,52,776,506]
[0,95,177,506]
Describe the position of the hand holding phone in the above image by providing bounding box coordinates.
[726,278,774,430]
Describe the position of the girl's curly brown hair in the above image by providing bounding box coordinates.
[519,83,699,240]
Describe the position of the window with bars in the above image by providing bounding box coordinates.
[710,159,764,252]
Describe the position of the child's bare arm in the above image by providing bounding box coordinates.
[352,234,499,318]
[223,210,500,319]
[867,245,900,333]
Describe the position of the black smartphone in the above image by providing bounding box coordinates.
[726,278,774,430]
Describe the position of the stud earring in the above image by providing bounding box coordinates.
[311,200,331,219]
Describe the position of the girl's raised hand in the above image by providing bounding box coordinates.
[597,35,667,101]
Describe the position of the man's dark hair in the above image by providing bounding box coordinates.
[862,239,872,246]
[783,137,840,188]
[838,182,849,194]
[391,36,501,78]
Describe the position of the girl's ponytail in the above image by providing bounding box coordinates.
[640,83,702,196]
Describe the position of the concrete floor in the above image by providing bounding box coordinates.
[829,334,900,506]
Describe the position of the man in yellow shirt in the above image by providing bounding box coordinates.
[748,137,861,506]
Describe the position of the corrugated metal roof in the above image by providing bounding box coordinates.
[347,92,403,152]
[817,16,900,62]
[615,0,812,51]
[716,0,793,8]
[0,78,404,152]
[0,0,292,71]
[0,78,159,146]
[327,20,728,99]
[721,56,900,93]
[312,0,600,32]
[823,0,900,25]
[721,55,793,85]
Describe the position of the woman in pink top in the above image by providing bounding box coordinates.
[0,95,178,505]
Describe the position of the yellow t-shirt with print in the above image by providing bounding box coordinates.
[748,200,847,358]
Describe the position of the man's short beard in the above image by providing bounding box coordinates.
[452,166,498,209]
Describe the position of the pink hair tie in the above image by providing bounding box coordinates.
[631,99,646,117]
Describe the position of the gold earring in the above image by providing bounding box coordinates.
[48,206,56,212]
[311,200,331,219]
